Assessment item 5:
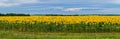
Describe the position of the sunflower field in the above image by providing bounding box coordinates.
[0,16,120,33]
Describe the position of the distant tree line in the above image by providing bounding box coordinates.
[0,13,120,16]
[44,14,80,16]
[33,14,81,16]
[33,14,120,16]
[0,13,30,16]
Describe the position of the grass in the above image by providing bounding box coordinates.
[0,31,120,39]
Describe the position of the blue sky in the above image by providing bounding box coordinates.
[0,0,120,14]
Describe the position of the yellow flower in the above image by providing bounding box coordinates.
[0,16,119,25]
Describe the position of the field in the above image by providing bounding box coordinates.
[0,31,120,39]
[0,16,120,39]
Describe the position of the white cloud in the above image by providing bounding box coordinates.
[63,8,81,12]
[51,7,64,9]
[0,0,120,7]
[111,0,120,4]
[63,8,102,12]
[33,0,120,4]
[91,0,120,4]
[0,0,39,7]
[101,8,120,13]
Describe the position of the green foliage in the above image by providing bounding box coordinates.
[0,21,120,33]
[0,13,30,16]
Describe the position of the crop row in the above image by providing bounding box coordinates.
[0,16,120,33]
